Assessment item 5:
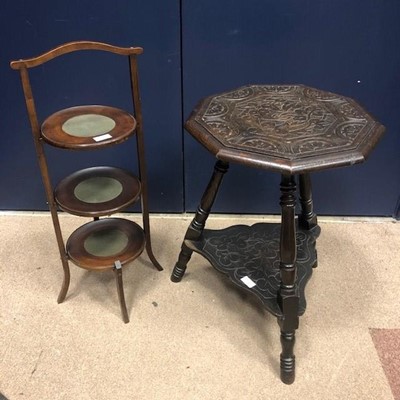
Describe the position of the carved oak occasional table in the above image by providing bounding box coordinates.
[170,85,385,384]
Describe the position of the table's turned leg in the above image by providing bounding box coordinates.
[277,174,299,385]
[298,173,318,230]
[298,173,319,268]
[171,160,229,282]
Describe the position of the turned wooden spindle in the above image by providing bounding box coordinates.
[278,174,298,385]
[171,160,229,282]
[298,173,317,230]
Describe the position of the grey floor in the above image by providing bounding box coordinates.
[0,213,399,400]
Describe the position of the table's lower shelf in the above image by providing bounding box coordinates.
[185,223,320,317]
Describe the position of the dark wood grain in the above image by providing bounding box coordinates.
[10,41,143,70]
[184,223,319,316]
[185,84,385,173]
[277,174,298,385]
[67,218,145,271]
[172,83,384,383]
[54,166,141,217]
[41,105,136,150]
[11,41,162,312]
[171,160,229,282]
[129,55,163,272]
[17,66,71,304]
[114,265,130,323]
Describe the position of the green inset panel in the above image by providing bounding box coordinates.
[62,114,116,137]
[84,228,128,257]
[74,177,123,203]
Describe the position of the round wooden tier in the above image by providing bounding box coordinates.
[41,105,136,149]
[54,166,141,217]
[66,218,145,271]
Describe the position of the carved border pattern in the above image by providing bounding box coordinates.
[188,223,320,316]
[196,85,373,158]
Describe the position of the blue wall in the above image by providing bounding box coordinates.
[1,1,183,212]
[1,1,399,216]
[182,0,400,216]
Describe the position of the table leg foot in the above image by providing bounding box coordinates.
[171,244,193,282]
[280,330,296,385]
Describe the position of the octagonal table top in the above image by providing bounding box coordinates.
[185,85,385,174]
